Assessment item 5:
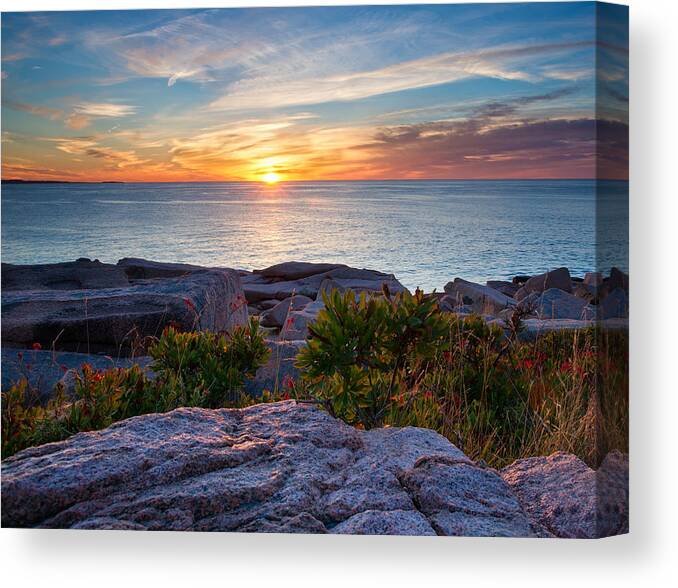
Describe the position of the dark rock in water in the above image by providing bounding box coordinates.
[1,348,152,403]
[501,451,628,538]
[584,272,604,287]
[2,259,130,291]
[1,261,247,354]
[512,275,531,285]
[514,267,572,301]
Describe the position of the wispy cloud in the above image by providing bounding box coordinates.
[209,41,592,111]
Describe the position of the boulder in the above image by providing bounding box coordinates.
[2,401,534,536]
[243,340,306,397]
[254,261,347,281]
[280,299,326,341]
[583,272,604,287]
[514,267,572,301]
[444,278,515,315]
[501,451,628,538]
[399,456,545,537]
[2,259,130,291]
[117,258,213,279]
[599,287,629,319]
[259,295,313,328]
[533,288,595,320]
[607,267,629,292]
[1,348,152,403]
[572,282,597,304]
[1,267,247,354]
[486,280,520,298]
[242,265,407,304]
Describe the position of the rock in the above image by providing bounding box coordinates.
[444,278,515,315]
[254,261,347,281]
[399,456,543,537]
[242,265,407,304]
[486,280,520,298]
[259,295,313,328]
[501,451,628,538]
[572,282,597,304]
[117,258,213,279]
[1,266,247,354]
[2,259,130,291]
[0,348,152,403]
[243,340,306,397]
[607,267,629,292]
[512,275,531,285]
[533,288,595,320]
[439,295,473,315]
[280,299,326,340]
[331,509,436,536]
[599,287,628,319]
[584,272,604,287]
[514,267,572,301]
[1,401,519,536]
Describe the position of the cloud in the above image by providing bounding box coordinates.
[2,99,64,120]
[208,41,593,111]
[363,116,627,179]
[71,102,136,117]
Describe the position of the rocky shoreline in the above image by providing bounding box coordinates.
[1,257,628,400]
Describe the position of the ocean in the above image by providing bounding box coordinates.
[1,180,628,292]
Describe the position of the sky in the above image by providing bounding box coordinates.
[1,2,628,182]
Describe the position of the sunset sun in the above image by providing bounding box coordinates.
[262,172,281,184]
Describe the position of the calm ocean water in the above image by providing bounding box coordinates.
[1,180,628,292]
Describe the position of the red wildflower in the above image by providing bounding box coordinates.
[442,351,452,363]
[17,351,23,361]
[561,361,573,373]
[183,298,196,311]
[32,342,42,351]
[60,365,69,373]
[282,374,295,389]
[25,363,31,371]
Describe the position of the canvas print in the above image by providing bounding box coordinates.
[0,2,628,537]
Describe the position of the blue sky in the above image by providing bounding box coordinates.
[1,3,628,181]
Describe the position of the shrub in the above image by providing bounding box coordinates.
[149,317,270,408]
[295,288,447,429]
[1,319,270,458]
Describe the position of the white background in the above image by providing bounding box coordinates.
[0,0,676,585]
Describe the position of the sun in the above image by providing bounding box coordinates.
[261,172,281,184]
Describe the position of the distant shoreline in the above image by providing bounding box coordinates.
[2,179,125,185]
[2,178,628,185]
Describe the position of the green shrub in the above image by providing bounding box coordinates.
[295,288,447,429]
[1,319,270,458]
[149,317,270,408]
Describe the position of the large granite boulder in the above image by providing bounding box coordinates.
[515,267,572,301]
[0,401,547,536]
[1,261,248,354]
[242,264,407,303]
[2,259,130,291]
[254,261,347,281]
[533,288,595,320]
[501,451,628,538]
[444,278,515,315]
[116,257,217,279]
[486,280,520,298]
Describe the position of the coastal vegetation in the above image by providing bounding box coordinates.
[2,289,627,467]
